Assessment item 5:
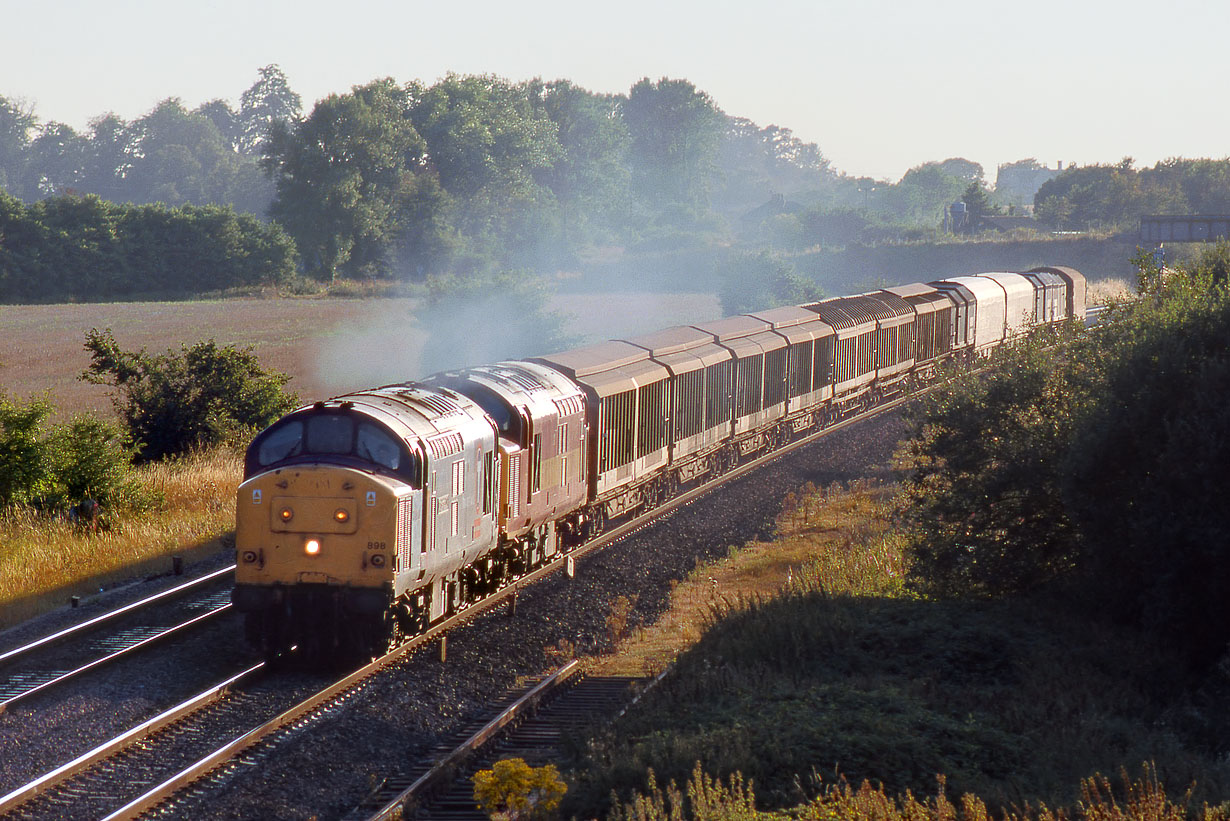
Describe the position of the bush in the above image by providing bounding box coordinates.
[472,758,566,821]
[82,328,298,462]
[897,243,1230,669]
[1063,249,1230,667]
[44,416,158,514]
[0,392,154,517]
[896,330,1091,598]
[0,393,55,508]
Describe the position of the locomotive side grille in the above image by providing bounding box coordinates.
[414,392,465,416]
[427,432,464,458]
[509,454,522,518]
[553,396,584,417]
[397,498,413,570]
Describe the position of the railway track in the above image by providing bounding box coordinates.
[0,565,236,714]
[0,395,911,820]
[342,661,647,821]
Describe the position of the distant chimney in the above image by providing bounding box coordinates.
[1057,161,1063,170]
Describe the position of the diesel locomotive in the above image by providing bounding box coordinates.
[233,266,1086,660]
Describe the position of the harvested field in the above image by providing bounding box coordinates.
[0,292,720,420]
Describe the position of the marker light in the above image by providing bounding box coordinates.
[241,550,258,564]
[304,539,321,556]
[333,508,349,524]
[279,507,294,522]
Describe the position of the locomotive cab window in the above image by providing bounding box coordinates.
[257,421,304,464]
[356,423,401,469]
[250,412,418,484]
[307,414,354,453]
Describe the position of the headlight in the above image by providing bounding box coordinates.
[304,538,321,556]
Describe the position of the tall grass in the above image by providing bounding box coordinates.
[610,763,1229,821]
[0,448,241,619]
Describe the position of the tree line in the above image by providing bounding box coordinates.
[899,243,1230,672]
[259,74,840,281]
[2,69,839,288]
[1033,157,1230,231]
[0,192,296,301]
[10,65,1230,296]
[0,65,299,213]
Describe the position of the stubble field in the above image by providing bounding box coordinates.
[0,291,721,419]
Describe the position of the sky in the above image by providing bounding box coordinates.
[3,0,1228,182]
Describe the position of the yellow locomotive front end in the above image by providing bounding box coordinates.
[232,404,422,661]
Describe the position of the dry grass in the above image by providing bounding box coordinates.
[1088,277,1135,305]
[0,449,241,623]
[587,480,899,677]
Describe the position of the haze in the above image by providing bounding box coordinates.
[3,0,1227,182]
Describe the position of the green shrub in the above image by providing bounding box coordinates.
[82,328,298,462]
[0,393,55,508]
[44,416,159,514]
[0,392,155,517]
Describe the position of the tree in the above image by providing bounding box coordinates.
[959,179,996,226]
[195,99,243,152]
[80,113,134,202]
[717,251,822,315]
[528,79,631,251]
[81,328,298,461]
[936,157,983,182]
[716,116,833,215]
[238,64,302,155]
[1062,246,1230,667]
[407,74,563,270]
[897,329,1090,598]
[890,162,970,224]
[623,78,725,222]
[124,98,251,208]
[265,78,429,281]
[0,95,37,198]
[994,158,1060,208]
[27,122,92,196]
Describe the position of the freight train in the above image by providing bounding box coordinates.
[232,266,1087,660]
